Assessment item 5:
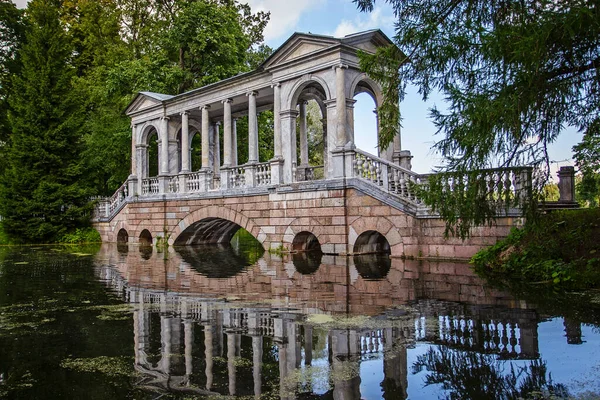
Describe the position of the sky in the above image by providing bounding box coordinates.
[12,0,581,175]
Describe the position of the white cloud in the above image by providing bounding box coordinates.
[245,0,321,43]
[332,5,395,38]
[12,0,28,9]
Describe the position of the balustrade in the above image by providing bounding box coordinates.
[255,162,272,186]
[296,165,324,182]
[94,146,534,222]
[142,177,159,195]
[168,176,180,193]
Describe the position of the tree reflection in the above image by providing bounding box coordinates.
[412,346,569,400]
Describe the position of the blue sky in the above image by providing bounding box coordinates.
[248,0,581,175]
[12,0,581,175]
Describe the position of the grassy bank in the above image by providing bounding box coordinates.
[472,208,600,289]
[0,223,100,246]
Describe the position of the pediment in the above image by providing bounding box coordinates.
[125,92,174,115]
[262,34,340,69]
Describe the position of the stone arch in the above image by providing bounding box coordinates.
[349,73,384,107]
[138,121,161,145]
[108,218,133,243]
[353,230,390,254]
[292,231,322,252]
[116,228,129,243]
[348,216,404,257]
[286,74,333,111]
[169,205,262,247]
[139,229,153,245]
[282,217,326,251]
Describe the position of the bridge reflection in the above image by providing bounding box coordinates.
[95,244,542,398]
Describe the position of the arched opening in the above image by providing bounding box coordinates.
[292,231,322,252]
[296,99,325,180]
[353,90,379,156]
[117,228,128,243]
[291,81,328,181]
[353,230,390,255]
[147,130,159,177]
[174,224,263,278]
[174,218,260,246]
[139,229,153,246]
[176,128,202,172]
[191,131,202,171]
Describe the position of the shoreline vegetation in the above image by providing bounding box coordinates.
[472,208,600,290]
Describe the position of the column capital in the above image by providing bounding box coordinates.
[215,120,222,127]
[246,90,258,97]
[324,99,337,108]
[280,109,300,119]
[200,104,211,110]
[271,81,281,88]
[160,116,170,121]
[221,98,233,104]
[180,111,189,116]
[333,63,349,70]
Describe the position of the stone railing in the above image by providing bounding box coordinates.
[430,167,533,204]
[92,181,128,219]
[353,149,428,204]
[141,177,159,195]
[108,182,128,214]
[168,176,179,193]
[351,149,532,207]
[227,166,246,188]
[255,162,272,186]
[296,165,324,182]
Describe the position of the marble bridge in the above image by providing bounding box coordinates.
[93,29,530,259]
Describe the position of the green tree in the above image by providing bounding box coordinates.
[0,0,26,175]
[355,0,600,236]
[0,0,92,243]
[78,0,269,195]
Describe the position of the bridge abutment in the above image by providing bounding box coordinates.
[94,186,516,260]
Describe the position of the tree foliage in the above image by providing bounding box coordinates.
[355,0,600,235]
[0,0,92,242]
[0,0,270,242]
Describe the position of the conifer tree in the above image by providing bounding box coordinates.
[0,0,92,243]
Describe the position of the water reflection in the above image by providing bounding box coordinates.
[292,251,322,275]
[353,253,391,280]
[93,243,572,399]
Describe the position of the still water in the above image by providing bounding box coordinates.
[0,240,599,399]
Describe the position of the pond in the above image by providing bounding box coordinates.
[0,240,599,399]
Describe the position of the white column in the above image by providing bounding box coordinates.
[160,117,170,174]
[253,335,262,397]
[131,123,137,176]
[272,82,282,158]
[335,64,348,148]
[223,99,233,167]
[280,110,299,183]
[227,333,236,395]
[299,101,309,166]
[201,105,211,169]
[181,111,190,172]
[205,325,214,390]
[232,117,238,166]
[184,320,193,378]
[247,91,259,163]
[213,121,221,172]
